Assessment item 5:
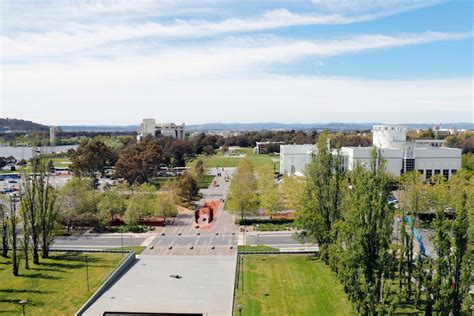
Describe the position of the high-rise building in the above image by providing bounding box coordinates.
[137,118,185,141]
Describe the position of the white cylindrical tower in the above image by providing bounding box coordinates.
[372,125,407,148]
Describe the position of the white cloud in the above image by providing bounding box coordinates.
[311,0,442,13]
[1,4,453,60]
[2,72,471,125]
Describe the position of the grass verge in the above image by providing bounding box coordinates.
[0,252,122,315]
[238,245,279,252]
[234,254,353,315]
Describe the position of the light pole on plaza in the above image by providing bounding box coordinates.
[19,299,27,316]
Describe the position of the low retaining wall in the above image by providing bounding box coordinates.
[75,250,136,316]
[238,250,319,255]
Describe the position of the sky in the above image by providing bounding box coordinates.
[0,0,473,126]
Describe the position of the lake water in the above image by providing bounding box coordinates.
[0,145,78,160]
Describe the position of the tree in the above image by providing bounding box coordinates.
[399,171,428,300]
[39,186,60,258]
[451,191,471,315]
[70,138,114,179]
[202,145,215,156]
[8,197,20,276]
[0,204,8,257]
[20,157,60,261]
[115,137,163,184]
[167,139,194,167]
[58,178,98,233]
[155,190,177,222]
[257,164,283,216]
[194,159,205,180]
[19,203,31,269]
[297,131,345,263]
[97,190,126,226]
[340,148,394,314]
[124,184,156,225]
[227,157,259,220]
[429,178,452,314]
[175,172,199,206]
[281,175,305,212]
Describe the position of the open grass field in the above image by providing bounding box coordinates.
[187,148,279,169]
[0,252,122,315]
[234,254,353,316]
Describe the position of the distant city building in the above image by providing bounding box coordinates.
[280,125,461,181]
[49,126,62,144]
[137,118,185,141]
[433,125,458,138]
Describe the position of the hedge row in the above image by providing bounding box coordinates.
[236,218,295,225]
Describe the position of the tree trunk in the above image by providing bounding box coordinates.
[42,239,50,259]
[32,235,40,265]
[1,222,8,258]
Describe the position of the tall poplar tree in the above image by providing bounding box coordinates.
[341,148,394,314]
[297,131,344,263]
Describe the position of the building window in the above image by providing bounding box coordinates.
[405,159,415,172]
[434,169,440,175]
[442,169,449,180]
[451,169,457,175]
[418,170,424,175]
[426,170,432,179]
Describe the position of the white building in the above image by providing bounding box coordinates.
[137,118,185,141]
[280,125,461,181]
[49,126,62,144]
[279,144,315,176]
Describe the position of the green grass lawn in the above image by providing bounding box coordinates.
[0,252,122,315]
[104,246,146,254]
[238,245,279,252]
[234,254,353,316]
[187,149,279,169]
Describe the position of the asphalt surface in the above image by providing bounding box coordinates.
[143,168,239,255]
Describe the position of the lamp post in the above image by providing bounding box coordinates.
[237,304,243,316]
[19,299,27,316]
[120,226,124,257]
[85,254,90,291]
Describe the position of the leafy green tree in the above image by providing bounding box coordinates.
[115,136,163,184]
[297,131,345,263]
[125,185,156,225]
[257,164,283,216]
[155,190,177,222]
[399,171,427,300]
[281,175,305,213]
[194,159,205,180]
[451,191,471,315]
[175,172,199,206]
[97,190,126,226]
[58,178,98,233]
[341,148,394,314]
[70,138,114,180]
[227,157,259,220]
[429,178,452,314]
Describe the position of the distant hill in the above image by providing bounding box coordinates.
[59,122,473,132]
[0,118,48,132]
[60,125,138,132]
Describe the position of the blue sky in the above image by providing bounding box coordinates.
[1,0,472,125]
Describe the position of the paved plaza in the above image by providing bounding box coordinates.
[82,255,237,316]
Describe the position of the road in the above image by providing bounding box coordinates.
[52,167,316,251]
[143,167,238,255]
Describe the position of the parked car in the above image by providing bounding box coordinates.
[1,187,17,194]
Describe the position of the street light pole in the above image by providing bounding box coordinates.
[19,299,27,316]
[85,254,90,291]
[120,227,124,257]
